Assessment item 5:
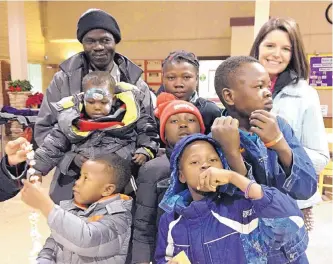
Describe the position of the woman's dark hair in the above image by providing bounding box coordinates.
[250,17,309,79]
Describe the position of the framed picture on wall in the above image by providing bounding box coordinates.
[308,54,332,90]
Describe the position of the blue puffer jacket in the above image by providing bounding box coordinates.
[156,134,308,264]
[210,111,316,263]
[156,189,306,264]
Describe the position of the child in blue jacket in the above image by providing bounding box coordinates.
[155,134,308,264]
[211,56,316,263]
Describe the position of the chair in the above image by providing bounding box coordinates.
[318,161,333,195]
[326,128,333,157]
[318,128,333,195]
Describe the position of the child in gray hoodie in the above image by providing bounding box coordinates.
[21,153,133,264]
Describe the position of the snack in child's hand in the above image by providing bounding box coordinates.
[172,250,191,264]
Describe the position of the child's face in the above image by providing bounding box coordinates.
[226,62,273,117]
[163,61,198,101]
[165,113,201,146]
[179,141,223,193]
[73,160,115,205]
[84,85,113,119]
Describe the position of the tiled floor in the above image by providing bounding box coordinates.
[0,171,53,264]
[0,171,332,263]
[307,201,333,264]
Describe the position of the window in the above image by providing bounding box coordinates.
[27,63,42,93]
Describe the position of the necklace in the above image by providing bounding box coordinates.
[25,143,43,264]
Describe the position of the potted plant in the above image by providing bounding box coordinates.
[8,79,33,92]
[7,79,33,109]
[26,92,44,109]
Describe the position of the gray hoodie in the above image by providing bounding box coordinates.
[37,194,132,264]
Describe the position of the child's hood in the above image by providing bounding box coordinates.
[50,83,141,138]
[159,133,237,214]
[51,81,138,113]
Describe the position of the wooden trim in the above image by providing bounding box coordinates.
[230,17,255,27]
[324,117,332,128]
[197,56,229,61]
[315,87,333,90]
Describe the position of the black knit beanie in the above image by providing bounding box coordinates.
[77,9,121,44]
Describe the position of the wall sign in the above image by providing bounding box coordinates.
[308,54,332,90]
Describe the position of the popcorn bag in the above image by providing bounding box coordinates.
[172,251,191,264]
[25,143,43,264]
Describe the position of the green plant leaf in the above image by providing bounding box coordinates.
[8,79,33,91]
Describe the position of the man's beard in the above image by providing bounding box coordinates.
[86,50,115,71]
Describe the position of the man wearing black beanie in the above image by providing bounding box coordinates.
[35,9,155,145]
[34,9,156,202]
[76,8,122,72]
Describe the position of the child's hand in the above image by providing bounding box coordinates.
[21,180,54,218]
[211,117,240,156]
[211,117,247,176]
[132,153,147,166]
[249,110,281,147]
[5,137,30,166]
[197,167,231,192]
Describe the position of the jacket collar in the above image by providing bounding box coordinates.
[273,69,301,98]
[114,53,143,84]
[189,91,199,103]
[277,81,304,97]
[59,52,88,73]
[176,192,216,219]
[60,193,132,215]
[165,145,173,159]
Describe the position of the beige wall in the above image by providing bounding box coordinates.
[42,65,58,93]
[270,1,332,54]
[42,1,256,63]
[40,1,332,63]
[231,26,255,56]
[0,1,45,62]
[229,1,332,57]
[1,1,331,63]
[317,89,333,117]
[0,2,9,60]
[25,1,45,63]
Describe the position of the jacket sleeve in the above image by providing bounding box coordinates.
[34,124,71,176]
[47,203,131,258]
[252,185,307,250]
[199,99,222,134]
[134,82,160,159]
[135,78,154,117]
[132,163,165,263]
[300,88,329,173]
[37,236,57,264]
[154,213,172,264]
[0,156,27,202]
[34,72,63,147]
[277,117,318,200]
